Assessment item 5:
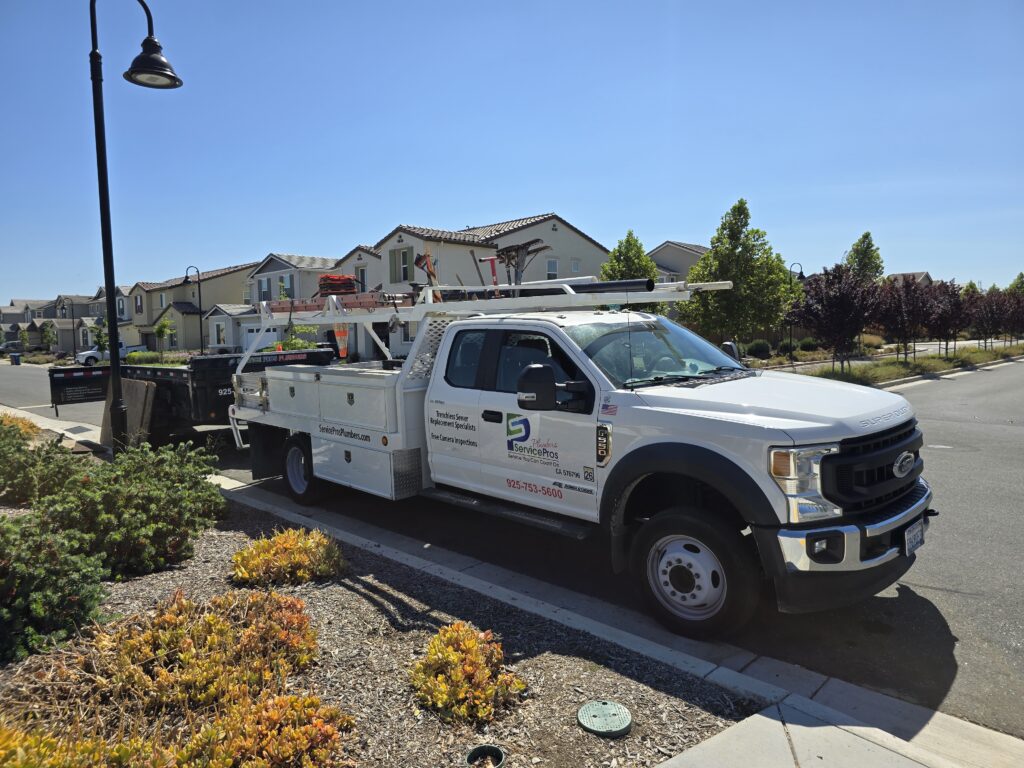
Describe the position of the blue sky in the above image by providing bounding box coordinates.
[1,0,1021,299]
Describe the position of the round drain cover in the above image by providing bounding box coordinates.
[577,700,633,738]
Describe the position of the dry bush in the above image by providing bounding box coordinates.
[0,413,39,439]
[232,528,346,587]
[410,621,526,724]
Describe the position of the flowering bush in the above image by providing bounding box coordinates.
[410,621,526,723]
[232,528,346,587]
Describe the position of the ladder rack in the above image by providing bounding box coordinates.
[235,278,732,374]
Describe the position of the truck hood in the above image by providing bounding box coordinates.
[634,370,913,443]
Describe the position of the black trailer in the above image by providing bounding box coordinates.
[49,348,335,438]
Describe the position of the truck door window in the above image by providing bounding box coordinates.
[445,329,487,388]
[494,331,579,394]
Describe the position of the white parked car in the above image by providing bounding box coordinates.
[75,340,147,366]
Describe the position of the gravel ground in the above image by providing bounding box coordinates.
[93,505,758,767]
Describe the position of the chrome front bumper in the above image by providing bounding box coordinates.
[777,478,933,572]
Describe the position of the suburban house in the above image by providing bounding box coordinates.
[364,213,609,355]
[2,299,52,343]
[646,241,709,283]
[887,271,933,287]
[127,262,258,352]
[202,253,345,352]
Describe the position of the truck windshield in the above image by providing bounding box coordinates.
[564,317,748,389]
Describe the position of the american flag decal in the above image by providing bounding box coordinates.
[600,403,618,416]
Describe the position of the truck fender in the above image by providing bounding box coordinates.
[600,442,777,573]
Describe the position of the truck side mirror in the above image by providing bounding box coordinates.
[517,364,557,411]
[721,341,741,360]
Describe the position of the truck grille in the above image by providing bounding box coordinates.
[820,420,923,515]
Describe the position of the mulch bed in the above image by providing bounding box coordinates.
[5,503,759,767]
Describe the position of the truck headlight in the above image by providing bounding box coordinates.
[769,444,842,523]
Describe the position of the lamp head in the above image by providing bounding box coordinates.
[124,36,182,89]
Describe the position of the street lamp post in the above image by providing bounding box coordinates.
[184,266,204,354]
[89,0,182,453]
[788,262,805,363]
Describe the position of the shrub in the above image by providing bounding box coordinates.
[232,528,346,587]
[22,354,56,365]
[798,336,820,351]
[410,621,526,723]
[89,590,318,710]
[0,514,104,663]
[861,333,885,349]
[745,339,772,359]
[181,693,356,768]
[776,340,796,355]
[0,727,169,768]
[38,442,224,577]
[125,350,160,364]
[0,427,87,506]
[0,413,40,439]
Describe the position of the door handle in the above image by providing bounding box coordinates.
[482,410,502,423]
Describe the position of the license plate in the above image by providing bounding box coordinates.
[904,519,925,556]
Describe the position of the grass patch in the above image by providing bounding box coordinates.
[21,354,56,365]
[809,344,1024,385]
[0,413,40,439]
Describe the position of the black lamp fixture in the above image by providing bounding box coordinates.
[89,0,182,454]
[184,265,204,354]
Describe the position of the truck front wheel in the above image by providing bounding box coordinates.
[630,507,760,638]
[283,434,324,505]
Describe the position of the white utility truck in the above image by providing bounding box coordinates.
[229,279,935,637]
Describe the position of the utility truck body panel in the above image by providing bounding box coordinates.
[230,280,936,636]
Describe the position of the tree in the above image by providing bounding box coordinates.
[788,264,879,372]
[599,229,663,313]
[39,322,57,352]
[970,288,1007,349]
[154,317,175,362]
[93,322,108,356]
[683,199,800,341]
[875,276,927,361]
[1007,272,1024,296]
[923,281,966,356]
[843,232,884,283]
[1006,290,1024,343]
[18,328,29,350]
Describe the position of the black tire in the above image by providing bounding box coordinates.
[282,433,325,505]
[83,356,98,367]
[629,507,761,638]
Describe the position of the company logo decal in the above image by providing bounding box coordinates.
[596,424,612,467]
[892,451,916,479]
[506,413,531,449]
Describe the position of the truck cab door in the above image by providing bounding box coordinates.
[476,329,599,521]
[425,328,489,493]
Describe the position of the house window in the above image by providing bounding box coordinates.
[389,247,414,283]
[401,321,417,344]
[168,331,178,349]
[257,277,273,301]
[571,258,581,274]
[546,259,559,280]
[355,266,367,291]
[277,274,295,299]
[117,298,125,316]
[159,293,166,309]
[242,285,253,305]
[81,328,90,347]
[214,322,226,345]
[134,295,143,314]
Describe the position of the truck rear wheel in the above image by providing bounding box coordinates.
[283,434,324,505]
[630,507,760,638]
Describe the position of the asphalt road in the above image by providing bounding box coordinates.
[0,361,103,425]
[3,357,1022,736]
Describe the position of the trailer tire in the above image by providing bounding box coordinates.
[629,507,760,638]
[282,434,324,505]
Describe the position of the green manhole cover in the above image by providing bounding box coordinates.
[577,700,632,738]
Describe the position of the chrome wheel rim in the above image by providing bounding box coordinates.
[286,446,309,494]
[647,535,728,620]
